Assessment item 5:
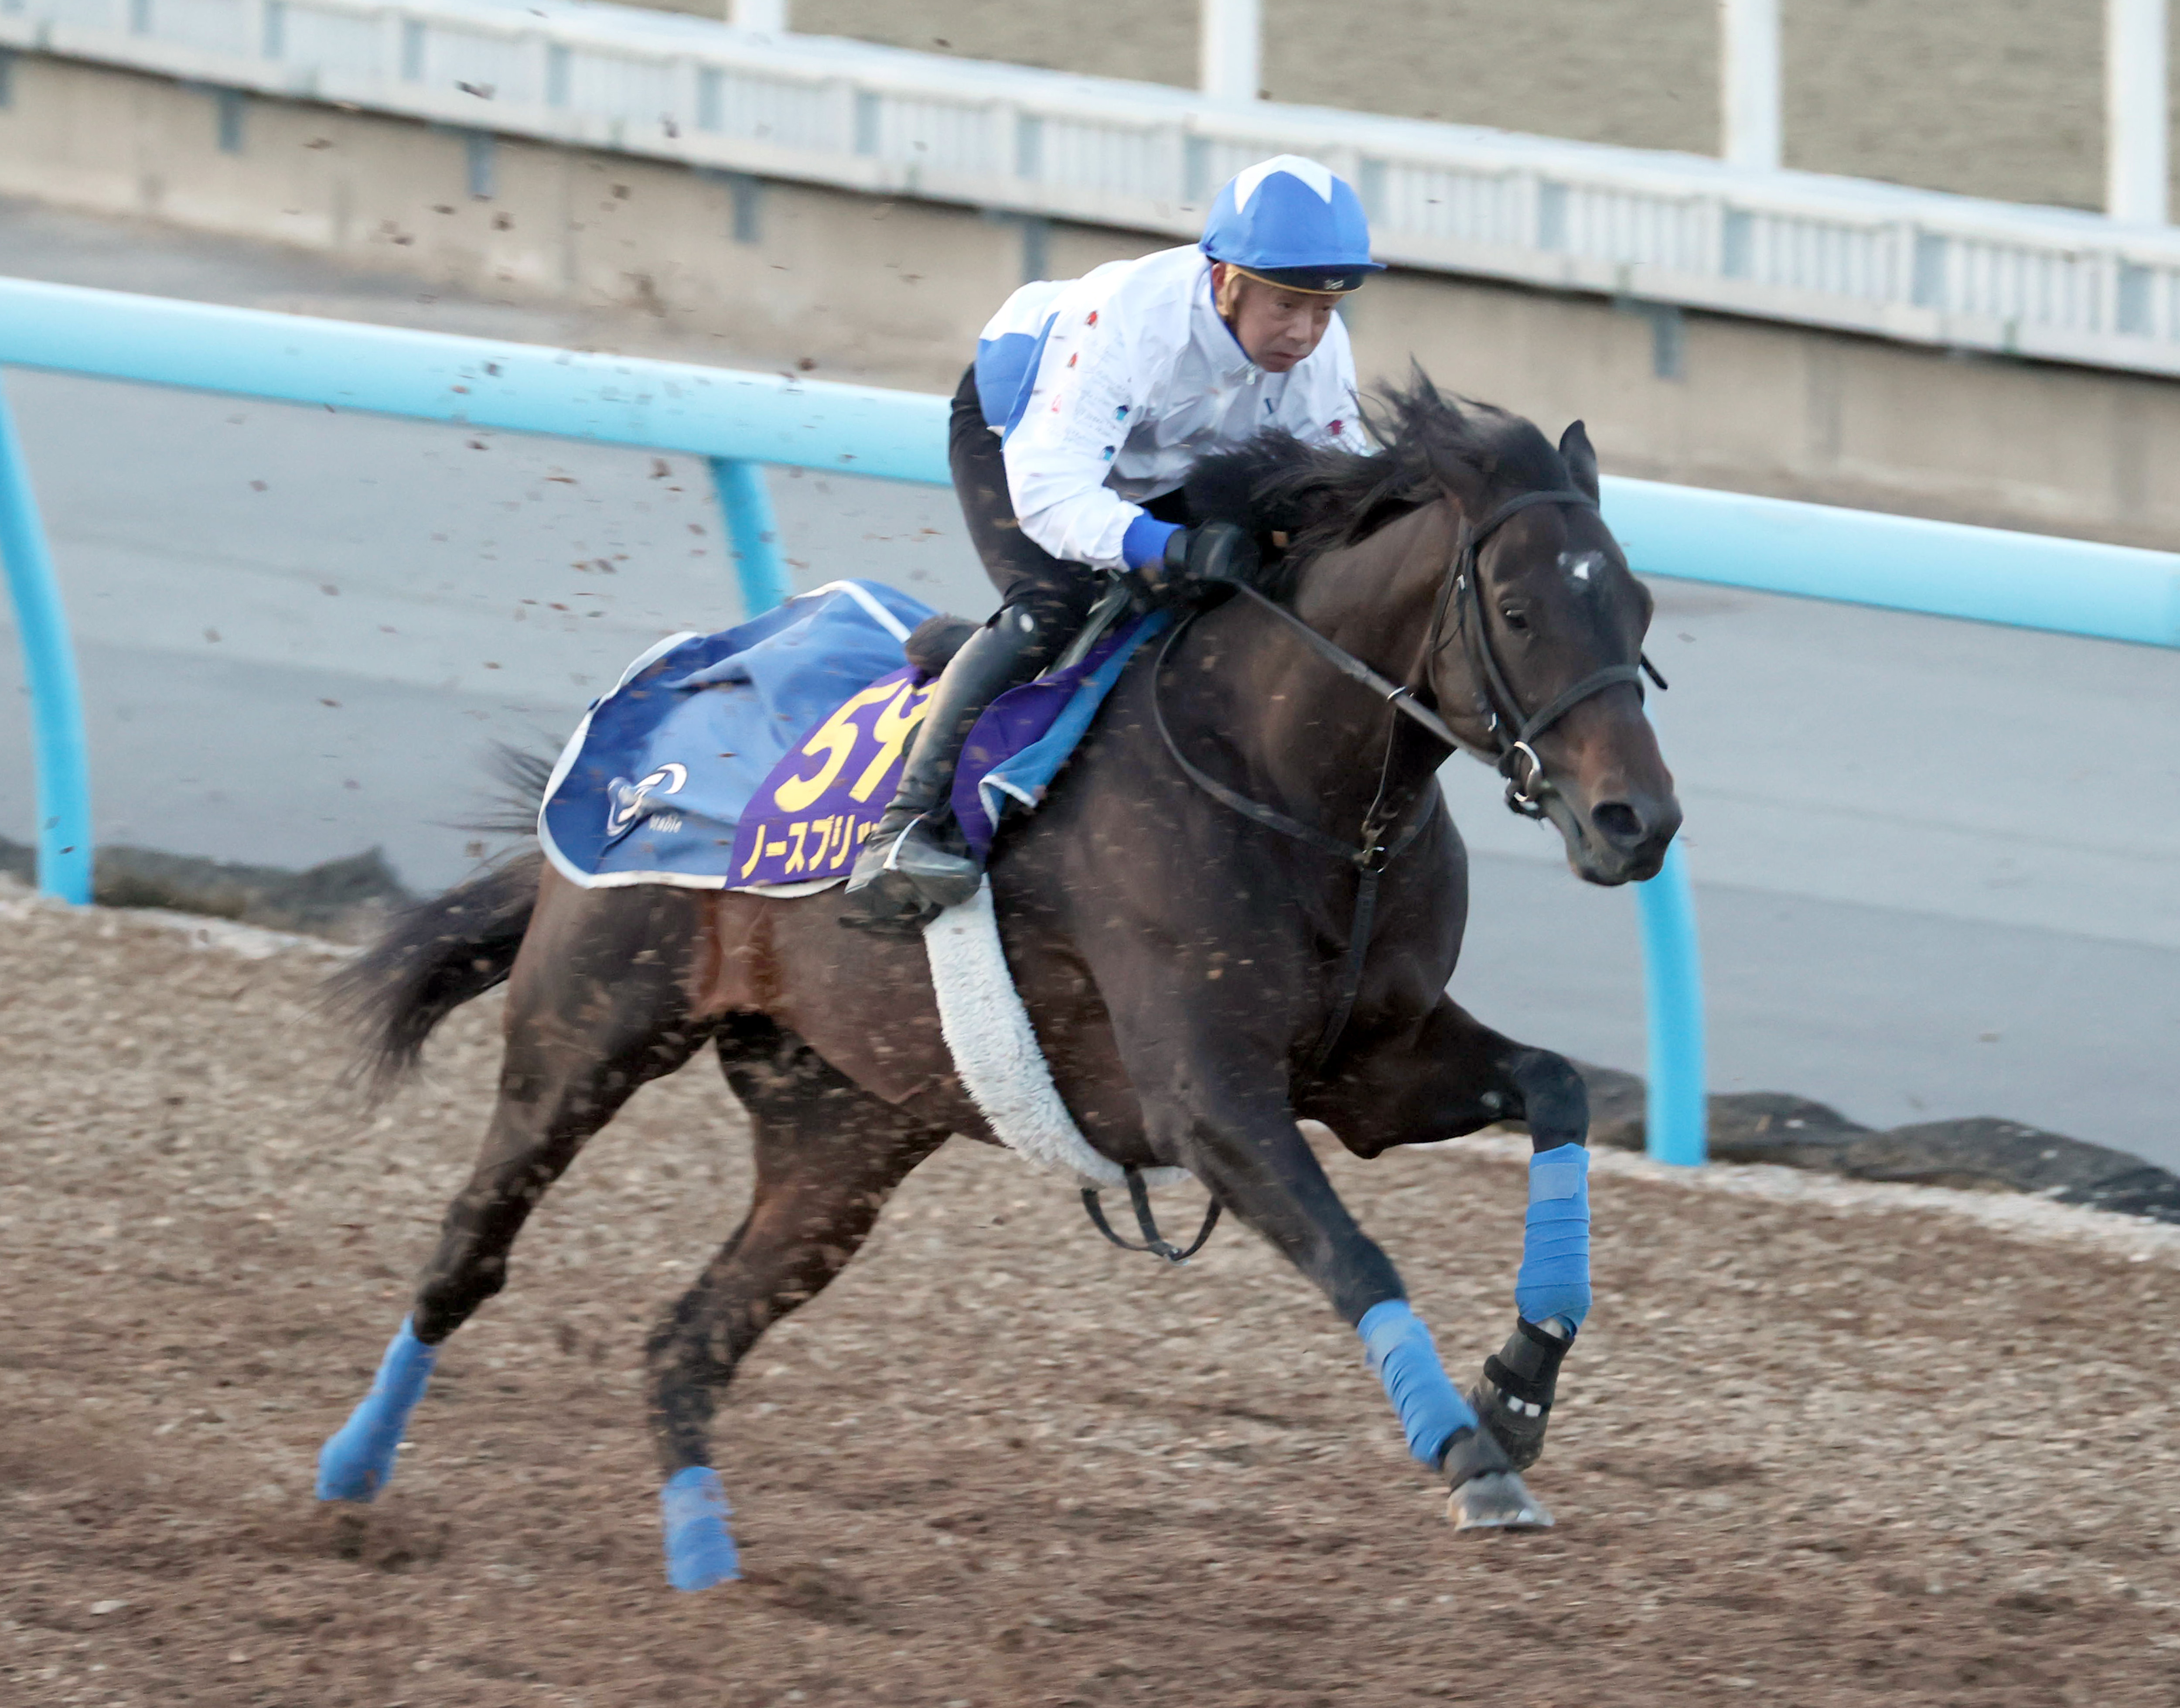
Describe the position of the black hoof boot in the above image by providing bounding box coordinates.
[1440,1425,1552,1530]
[1468,1317,1574,1472]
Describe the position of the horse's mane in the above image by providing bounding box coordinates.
[1182,368,1570,601]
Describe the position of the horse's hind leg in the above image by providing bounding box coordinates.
[317,883,712,1503]
[646,1022,945,1590]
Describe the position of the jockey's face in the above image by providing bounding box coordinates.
[1213,264,1341,373]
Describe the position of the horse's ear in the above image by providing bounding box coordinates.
[1558,420,1600,501]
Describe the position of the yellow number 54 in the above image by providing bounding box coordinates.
[772,679,902,814]
[851,682,932,801]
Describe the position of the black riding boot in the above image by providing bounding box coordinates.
[842,607,1057,931]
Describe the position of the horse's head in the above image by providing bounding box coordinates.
[1420,413,1681,885]
[1196,376,1680,886]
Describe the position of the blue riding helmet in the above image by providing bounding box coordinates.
[1200,154,1385,293]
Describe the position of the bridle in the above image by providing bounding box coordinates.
[1151,479,1665,1052]
[1422,487,1667,818]
[1213,485,1665,822]
[1094,482,1665,1265]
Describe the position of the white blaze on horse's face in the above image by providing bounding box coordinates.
[1560,550,1603,587]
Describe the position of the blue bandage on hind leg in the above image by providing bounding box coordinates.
[1357,1300,1479,1469]
[661,1466,741,1591]
[315,1317,437,1502]
[1515,1143,1592,1330]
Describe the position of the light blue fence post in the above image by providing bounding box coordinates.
[0,370,93,905]
[707,457,791,617]
[1635,841,1706,1164]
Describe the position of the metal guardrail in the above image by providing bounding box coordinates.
[0,273,1706,1164]
[7,281,2180,1162]
[7,0,2180,379]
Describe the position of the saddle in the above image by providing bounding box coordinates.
[538,579,1160,897]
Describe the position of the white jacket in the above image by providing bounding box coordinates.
[972,245,1369,571]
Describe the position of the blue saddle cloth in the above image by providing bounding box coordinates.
[539,580,1167,892]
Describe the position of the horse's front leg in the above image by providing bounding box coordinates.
[1300,995,1593,1480]
[1112,1011,1551,1531]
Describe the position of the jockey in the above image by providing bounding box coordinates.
[844,153,1382,929]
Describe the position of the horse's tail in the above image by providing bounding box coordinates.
[325,850,542,1098]
[327,747,553,1097]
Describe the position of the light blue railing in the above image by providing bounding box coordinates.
[6,277,2180,1165]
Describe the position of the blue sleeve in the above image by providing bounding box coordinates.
[976,317,1059,437]
[1121,514,1183,570]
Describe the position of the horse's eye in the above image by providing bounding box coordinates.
[1499,606,1530,632]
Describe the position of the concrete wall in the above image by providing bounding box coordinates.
[5,52,2180,550]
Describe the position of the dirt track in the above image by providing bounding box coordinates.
[3,895,2178,1707]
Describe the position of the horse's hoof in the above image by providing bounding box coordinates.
[1447,1471,1553,1531]
[661,1467,741,1591]
[315,1318,437,1502]
[314,1417,399,1503]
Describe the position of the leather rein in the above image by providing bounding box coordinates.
[1084,484,1661,1265]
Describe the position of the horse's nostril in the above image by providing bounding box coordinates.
[1591,801,1646,847]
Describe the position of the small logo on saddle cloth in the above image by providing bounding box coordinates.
[732,666,932,887]
[604,763,689,838]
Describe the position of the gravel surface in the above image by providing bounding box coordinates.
[4,893,2178,1706]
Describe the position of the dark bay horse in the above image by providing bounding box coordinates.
[315,378,1680,1589]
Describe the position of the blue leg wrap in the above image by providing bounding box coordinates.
[315,1317,437,1502]
[661,1466,741,1591]
[1357,1300,1479,1469]
[1515,1143,1592,1330]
